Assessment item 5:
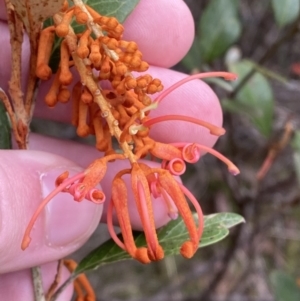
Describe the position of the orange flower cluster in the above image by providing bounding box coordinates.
[35,2,164,156]
[23,1,240,265]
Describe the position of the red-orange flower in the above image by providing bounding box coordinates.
[22,71,239,264]
[22,0,240,262]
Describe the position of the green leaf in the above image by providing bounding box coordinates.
[270,270,300,301]
[228,60,274,137]
[291,130,300,151]
[291,130,300,186]
[0,102,11,149]
[75,212,244,274]
[48,0,140,72]
[271,0,300,28]
[198,0,241,63]
[85,0,140,23]
[181,37,201,70]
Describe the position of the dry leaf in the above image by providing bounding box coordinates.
[10,0,64,33]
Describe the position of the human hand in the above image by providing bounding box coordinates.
[0,0,222,299]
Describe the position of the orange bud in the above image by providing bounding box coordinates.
[76,100,89,137]
[146,84,158,94]
[126,42,138,53]
[89,40,102,68]
[106,17,119,30]
[55,9,74,37]
[77,29,92,59]
[81,87,93,104]
[36,26,55,80]
[59,40,73,85]
[138,61,149,72]
[106,38,118,50]
[130,57,141,68]
[115,62,127,76]
[57,86,70,103]
[124,77,137,89]
[74,7,88,24]
[44,69,61,107]
[100,56,111,73]
[71,82,82,126]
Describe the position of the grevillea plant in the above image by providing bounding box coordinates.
[20,0,240,265]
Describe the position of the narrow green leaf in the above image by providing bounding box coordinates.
[75,212,244,274]
[229,60,274,137]
[271,0,300,28]
[270,270,300,301]
[48,0,140,72]
[291,130,300,151]
[0,102,12,149]
[291,130,300,187]
[293,152,300,187]
[198,0,241,62]
[204,212,245,229]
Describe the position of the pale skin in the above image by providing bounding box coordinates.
[0,0,223,299]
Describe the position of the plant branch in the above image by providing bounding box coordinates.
[50,273,77,301]
[31,266,46,301]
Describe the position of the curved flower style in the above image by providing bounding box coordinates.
[21,1,240,264]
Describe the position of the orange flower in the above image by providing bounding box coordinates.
[24,39,240,263]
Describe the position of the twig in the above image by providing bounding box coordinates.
[256,120,294,180]
[50,273,77,301]
[4,0,28,149]
[46,260,63,301]
[32,266,46,301]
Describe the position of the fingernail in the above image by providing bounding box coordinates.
[41,167,103,248]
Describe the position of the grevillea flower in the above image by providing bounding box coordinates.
[21,71,239,263]
[22,2,240,263]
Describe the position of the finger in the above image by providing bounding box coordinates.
[142,66,223,149]
[0,261,73,301]
[0,0,193,93]
[34,66,222,149]
[0,0,193,67]
[123,0,195,67]
[0,0,7,21]
[0,150,103,273]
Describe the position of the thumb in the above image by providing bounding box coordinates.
[0,150,103,273]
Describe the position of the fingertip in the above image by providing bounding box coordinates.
[145,66,223,149]
[0,150,102,273]
[123,0,195,67]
